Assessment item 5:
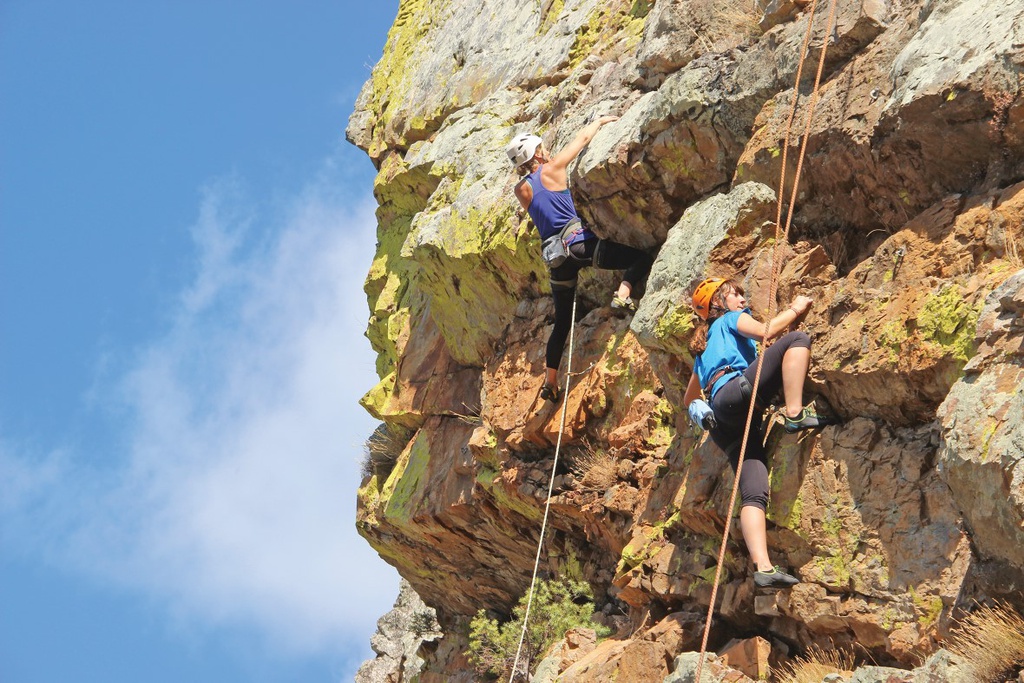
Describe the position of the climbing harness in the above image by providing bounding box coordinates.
[509,290,579,683]
[693,0,840,679]
[541,218,586,268]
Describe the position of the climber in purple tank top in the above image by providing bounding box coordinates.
[507,117,653,403]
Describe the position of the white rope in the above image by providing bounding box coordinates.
[508,290,578,683]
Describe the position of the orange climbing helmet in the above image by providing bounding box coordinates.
[692,277,727,320]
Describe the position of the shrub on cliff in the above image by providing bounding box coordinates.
[360,423,413,481]
[466,577,606,680]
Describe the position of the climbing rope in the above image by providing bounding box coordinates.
[693,0,840,678]
[508,290,579,683]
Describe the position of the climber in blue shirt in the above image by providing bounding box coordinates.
[507,117,653,403]
[682,277,834,589]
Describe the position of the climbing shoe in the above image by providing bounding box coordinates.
[754,566,800,588]
[610,296,637,312]
[783,407,836,433]
[540,384,560,403]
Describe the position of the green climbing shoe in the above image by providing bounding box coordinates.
[754,566,800,588]
[783,407,836,433]
[610,296,636,312]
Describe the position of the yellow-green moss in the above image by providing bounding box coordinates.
[470,428,501,469]
[539,0,566,33]
[618,537,660,571]
[653,304,695,358]
[568,3,647,71]
[820,511,843,546]
[814,553,852,587]
[411,202,545,366]
[365,156,443,377]
[659,148,697,181]
[918,284,981,363]
[364,0,452,154]
[769,490,804,529]
[694,564,730,587]
[629,0,652,18]
[381,430,431,524]
[877,319,908,365]
[910,586,944,629]
[981,420,999,462]
[361,372,398,421]
[768,450,789,491]
[360,372,426,429]
[654,509,683,535]
[648,412,676,450]
[357,475,383,517]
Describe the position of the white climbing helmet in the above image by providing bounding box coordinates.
[506,133,543,166]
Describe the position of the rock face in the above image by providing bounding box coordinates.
[937,270,1024,579]
[350,0,1024,679]
[355,579,442,683]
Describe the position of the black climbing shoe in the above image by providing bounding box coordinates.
[783,407,836,433]
[610,295,637,312]
[540,384,560,403]
[754,566,800,588]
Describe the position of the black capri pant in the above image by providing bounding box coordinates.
[707,331,811,511]
[545,237,652,371]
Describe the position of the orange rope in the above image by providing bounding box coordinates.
[693,0,839,677]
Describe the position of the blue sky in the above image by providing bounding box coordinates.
[1,2,401,681]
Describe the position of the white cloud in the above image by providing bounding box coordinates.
[3,164,399,660]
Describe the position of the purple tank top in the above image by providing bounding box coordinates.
[525,166,595,244]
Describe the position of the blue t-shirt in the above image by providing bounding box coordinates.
[525,166,595,245]
[694,310,758,398]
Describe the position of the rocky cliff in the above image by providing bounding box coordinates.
[349,0,1024,680]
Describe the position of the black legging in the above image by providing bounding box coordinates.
[546,238,652,370]
[707,331,811,511]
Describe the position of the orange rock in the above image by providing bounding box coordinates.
[719,636,771,681]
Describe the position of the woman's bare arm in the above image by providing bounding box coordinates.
[683,371,703,408]
[736,295,813,341]
[513,177,533,211]
[544,116,619,185]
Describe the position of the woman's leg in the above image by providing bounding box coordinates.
[709,386,773,571]
[593,240,652,298]
[741,504,772,572]
[735,413,773,572]
[781,346,810,418]
[743,331,811,416]
[544,251,589,386]
[546,284,576,379]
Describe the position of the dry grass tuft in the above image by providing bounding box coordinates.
[568,442,618,492]
[1005,232,1022,269]
[773,645,856,683]
[948,603,1024,683]
[712,0,765,43]
[361,423,414,481]
[689,0,765,54]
